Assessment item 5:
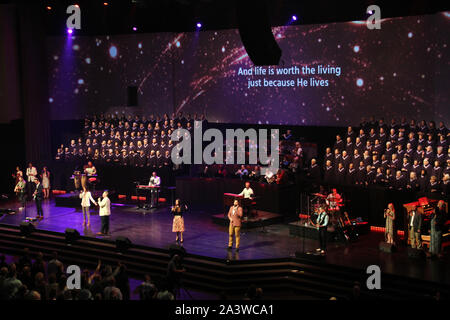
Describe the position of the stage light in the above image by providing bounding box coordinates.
[132,27,137,31]
[103,2,108,5]
[67,28,73,35]
[196,22,202,28]
[46,6,52,10]
[292,15,297,21]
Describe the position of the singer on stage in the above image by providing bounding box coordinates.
[228,199,243,251]
[384,203,396,244]
[171,199,186,243]
[315,206,329,254]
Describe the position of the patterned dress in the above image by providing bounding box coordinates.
[384,209,395,240]
[172,206,185,232]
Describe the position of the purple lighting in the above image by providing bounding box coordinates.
[292,15,297,21]
[132,27,137,31]
[67,28,73,34]
[196,22,202,28]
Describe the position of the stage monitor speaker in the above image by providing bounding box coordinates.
[19,222,35,237]
[65,228,80,243]
[236,0,282,66]
[127,86,138,106]
[378,241,396,253]
[115,236,132,252]
[168,244,186,258]
[407,247,425,259]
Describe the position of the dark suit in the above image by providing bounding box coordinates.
[408,210,422,249]
[34,183,44,217]
[430,207,447,255]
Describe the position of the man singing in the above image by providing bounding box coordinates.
[33,178,44,219]
[228,199,243,251]
[97,190,111,236]
[429,201,446,258]
[148,171,161,208]
[315,206,329,255]
[408,205,422,249]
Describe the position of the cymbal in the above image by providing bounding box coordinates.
[312,193,326,198]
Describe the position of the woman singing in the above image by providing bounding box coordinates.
[41,167,50,199]
[79,186,97,227]
[384,203,396,244]
[171,199,186,243]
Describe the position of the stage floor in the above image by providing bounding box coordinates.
[0,198,449,285]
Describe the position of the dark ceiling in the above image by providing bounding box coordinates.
[12,0,450,35]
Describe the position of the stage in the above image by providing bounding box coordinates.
[0,197,449,287]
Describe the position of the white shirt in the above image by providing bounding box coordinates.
[80,191,97,207]
[85,166,96,176]
[26,167,37,182]
[149,176,161,187]
[98,197,111,216]
[239,187,254,199]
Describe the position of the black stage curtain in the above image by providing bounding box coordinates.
[17,4,51,165]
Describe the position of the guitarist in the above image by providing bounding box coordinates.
[14,175,26,211]
[33,178,44,219]
[314,206,329,254]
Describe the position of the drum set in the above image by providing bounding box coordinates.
[309,192,344,219]
[305,190,357,242]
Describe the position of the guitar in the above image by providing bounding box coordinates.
[341,212,358,242]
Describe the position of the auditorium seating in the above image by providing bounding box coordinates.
[1,224,448,300]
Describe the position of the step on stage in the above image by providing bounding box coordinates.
[212,211,284,228]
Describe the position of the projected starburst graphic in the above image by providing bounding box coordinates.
[48,14,449,126]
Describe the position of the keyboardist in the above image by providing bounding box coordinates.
[238,181,254,216]
[149,171,161,208]
[239,181,254,199]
